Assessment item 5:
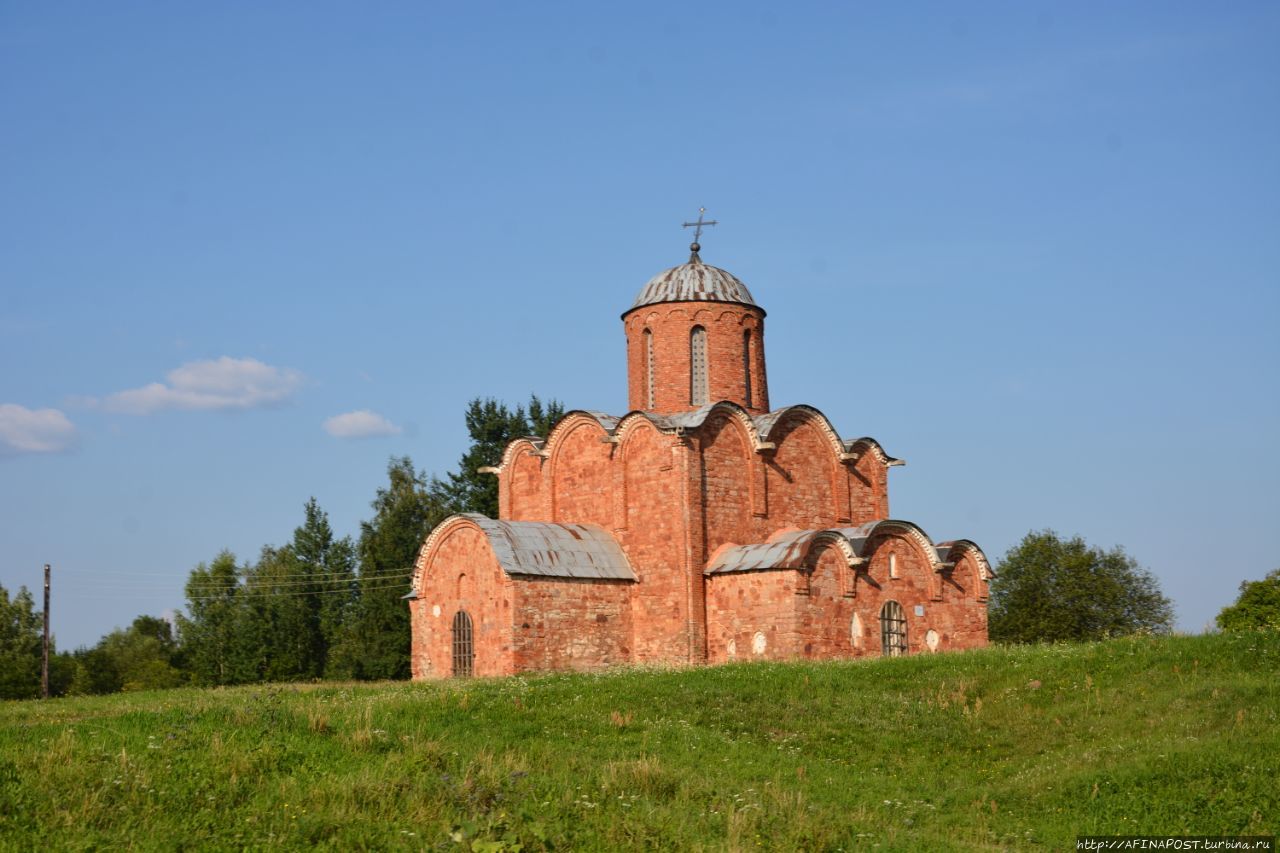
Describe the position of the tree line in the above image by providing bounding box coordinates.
[1,396,562,698]
[3,394,1278,698]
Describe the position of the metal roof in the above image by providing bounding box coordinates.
[463,514,637,581]
[703,521,989,578]
[627,260,759,314]
[705,529,822,575]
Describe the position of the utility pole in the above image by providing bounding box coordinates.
[42,564,50,699]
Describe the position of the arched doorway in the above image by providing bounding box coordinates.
[880,600,907,657]
[452,610,474,677]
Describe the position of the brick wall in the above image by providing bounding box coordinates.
[620,422,698,663]
[512,577,633,672]
[411,520,514,679]
[624,303,768,414]
[498,403,904,668]
[705,569,800,664]
[707,530,990,664]
[935,550,990,650]
[505,440,546,521]
[851,532,988,655]
[699,413,754,563]
[548,416,614,525]
[762,416,838,531]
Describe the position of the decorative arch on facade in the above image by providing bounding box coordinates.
[844,519,946,601]
[611,414,670,531]
[798,534,861,598]
[412,514,485,596]
[699,409,757,553]
[700,407,756,455]
[535,410,618,468]
[762,406,851,523]
[493,436,545,474]
[614,402,771,453]
[611,410,668,445]
[697,402,767,451]
[759,405,856,463]
[843,437,904,467]
[936,539,993,602]
[543,413,615,523]
[491,437,545,519]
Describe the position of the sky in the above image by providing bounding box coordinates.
[1,2,1277,650]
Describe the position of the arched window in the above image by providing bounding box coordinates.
[880,600,907,657]
[743,329,753,408]
[644,329,655,409]
[452,610,474,677]
[690,326,708,406]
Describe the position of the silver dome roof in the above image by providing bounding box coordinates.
[628,258,759,314]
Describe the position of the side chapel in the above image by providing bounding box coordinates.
[408,222,992,678]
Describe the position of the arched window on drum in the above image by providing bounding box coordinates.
[690,325,708,406]
[644,328,655,408]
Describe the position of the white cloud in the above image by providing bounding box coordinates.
[323,410,402,439]
[101,357,303,414]
[0,404,77,455]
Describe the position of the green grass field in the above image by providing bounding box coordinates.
[1,632,1276,851]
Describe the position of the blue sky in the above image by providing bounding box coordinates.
[2,2,1276,650]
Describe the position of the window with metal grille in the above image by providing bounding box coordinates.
[644,329,655,408]
[743,329,753,408]
[690,326,708,405]
[451,610,474,677]
[880,600,907,657]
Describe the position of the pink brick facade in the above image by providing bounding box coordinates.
[410,248,990,679]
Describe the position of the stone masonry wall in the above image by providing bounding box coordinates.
[761,417,839,532]
[624,303,768,414]
[512,577,633,672]
[707,531,990,665]
[619,422,695,663]
[935,550,990,650]
[411,521,514,679]
[549,417,614,526]
[705,569,801,664]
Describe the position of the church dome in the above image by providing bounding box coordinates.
[628,256,759,314]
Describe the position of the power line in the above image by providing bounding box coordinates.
[42,567,416,591]
[59,578,415,603]
[142,570,412,592]
[184,579,412,602]
[50,565,417,581]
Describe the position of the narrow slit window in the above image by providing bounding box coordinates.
[743,329,753,408]
[690,326,708,406]
[644,329,655,409]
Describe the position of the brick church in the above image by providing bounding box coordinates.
[408,224,992,678]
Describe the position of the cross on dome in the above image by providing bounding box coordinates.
[682,207,718,262]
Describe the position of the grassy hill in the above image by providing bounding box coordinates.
[1,632,1276,851]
